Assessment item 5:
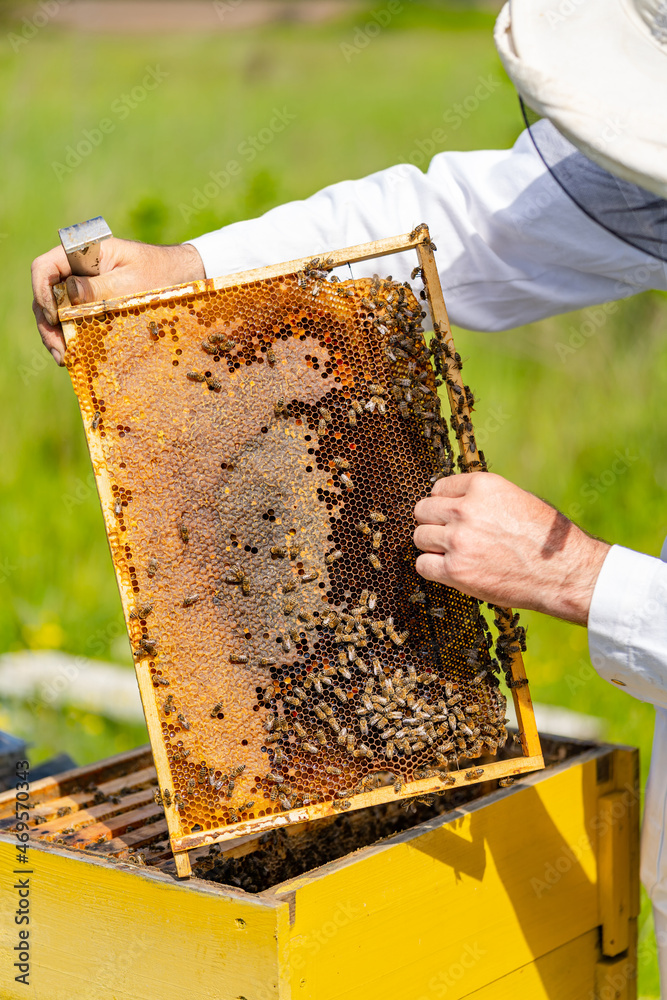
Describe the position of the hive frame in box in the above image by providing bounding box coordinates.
[57,225,543,878]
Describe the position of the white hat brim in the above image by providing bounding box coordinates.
[495,0,667,199]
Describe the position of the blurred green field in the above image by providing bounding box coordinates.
[1,2,665,992]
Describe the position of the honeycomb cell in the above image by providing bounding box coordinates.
[64,266,529,846]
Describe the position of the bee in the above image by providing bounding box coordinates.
[153,788,163,806]
[229,764,245,779]
[229,653,249,664]
[366,592,377,612]
[301,569,319,583]
[325,549,343,565]
[348,408,358,427]
[187,778,196,792]
[325,765,342,776]
[271,546,289,559]
[274,397,287,417]
[206,376,221,392]
[368,554,382,571]
[267,346,277,366]
[319,407,332,424]
[91,410,101,430]
[177,713,190,730]
[298,611,316,629]
[259,657,277,667]
[175,794,185,811]
[293,686,307,700]
[239,800,255,812]
[333,456,350,471]
[182,594,201,608]
[333,687,348,704]
[293,721,307,739]
[302,742,319,754]
[356,521,371,535]
[284,695,300,707]
[507,677,529,689]
[163,788,172,807]
[329,717,342,735]
[316,729,327,745]
[333,799,352,811]
[371,531,382,550]
[499,777,514,788]
[226,780,236,798]
[350,399,363,416]
[149,320,160,340]
[282,576,298,594]
[210,702,223,717]
[368,384,385,396]
[178,522,189,543]
[288,542,301,560]
[317,418,328,436]
[114,500,122,516]
[201,339,218,355]
[228,809,240,824]
[338,665,352,680]
[153,676,169,687]
[186,370,207,383]
[313,704,327,721]
[282,596,297,615]
[209,332,236,349]
[163,695,174,715]
[364,397,377,414]
[465,768,485,780]
[130,603,153,620]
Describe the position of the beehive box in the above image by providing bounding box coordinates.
[54,227,542,876]
[0,734,638,999]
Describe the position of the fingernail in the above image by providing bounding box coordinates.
[50,348,62,365]
[65,275,83,304]
[44,307,57,326]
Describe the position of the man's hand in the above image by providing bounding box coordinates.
[32,238,205,365]
[413,472,610,626]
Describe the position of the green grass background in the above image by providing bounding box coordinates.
[0,2,664,991]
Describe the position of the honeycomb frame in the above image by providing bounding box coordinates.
[57,226,543,878]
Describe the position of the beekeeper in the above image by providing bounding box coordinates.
[32,0,667,980]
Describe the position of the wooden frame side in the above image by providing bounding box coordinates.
[416,235,542,764]
[59,287,187,870]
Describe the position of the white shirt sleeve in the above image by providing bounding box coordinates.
[187,127,667,332]
[588,544,667,708]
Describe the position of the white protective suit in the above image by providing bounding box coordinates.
[188,125,667,981]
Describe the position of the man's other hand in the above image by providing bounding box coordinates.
[32,238,205,365]
[413,472,610,626]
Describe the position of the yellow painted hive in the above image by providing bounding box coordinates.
[0,735,639,1000]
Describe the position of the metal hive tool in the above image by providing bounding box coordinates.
[57,226,543,877]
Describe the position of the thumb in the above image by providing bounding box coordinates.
[65,273,116,306]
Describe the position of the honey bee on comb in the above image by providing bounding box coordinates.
[62,232,539,861]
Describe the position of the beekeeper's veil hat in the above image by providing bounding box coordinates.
[495,0,667,260]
